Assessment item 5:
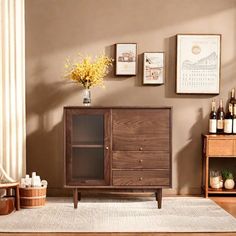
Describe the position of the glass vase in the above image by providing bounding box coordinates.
[83,88,91,106]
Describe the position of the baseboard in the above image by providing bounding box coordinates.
[164,187,202,195]
[47,188,72,197]
[47,187,202,197]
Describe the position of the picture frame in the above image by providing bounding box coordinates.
[143,52,164,85]
[176,34,221,94]
[115,43,137,76]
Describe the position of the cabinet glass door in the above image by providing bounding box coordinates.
[65,109,110,186]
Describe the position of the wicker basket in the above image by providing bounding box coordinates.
[19,186,47,209]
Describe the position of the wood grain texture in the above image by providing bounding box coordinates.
[113,151,170,169]
[208,139,235,156]
[203,134,236,198]
[112,109,170,151]
[113,170,169,186]
[2,233,236,236]
[64,107,172,210]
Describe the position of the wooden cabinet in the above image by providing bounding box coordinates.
[202,135,236,197]
[65,108,110,186]
[112,109,170,151]
[64,107,172,209]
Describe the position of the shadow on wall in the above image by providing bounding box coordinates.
[27,121,64,194]
[25,0,236,57]
[26,75,82,193]
[176,108,207,194]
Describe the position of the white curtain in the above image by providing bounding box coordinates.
[0,0,26,181]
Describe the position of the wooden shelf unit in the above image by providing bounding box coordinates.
[202,134,236,198]
[208,188,236,194]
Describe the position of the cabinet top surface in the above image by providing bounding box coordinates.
[64,106,172,109]
[203,134,236,139]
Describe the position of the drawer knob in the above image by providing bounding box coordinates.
[139,147,143,151]
[139,159,143,163]
[139,177,143,181]
[105,146,109,150]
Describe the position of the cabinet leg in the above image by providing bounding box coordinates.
[205,156,209,198]
[73,188,78,209]
[78,192,81,201]
[15,185,20,210]
[155,189,162,209]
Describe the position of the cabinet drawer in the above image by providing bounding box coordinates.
[112,151,170,169]
[112,170,170,186]
[208,139,235,156]
[112,109,170,151]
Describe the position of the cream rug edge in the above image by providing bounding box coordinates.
[1,197,236,233]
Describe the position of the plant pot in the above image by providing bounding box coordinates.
[224,179,235,189]
[210,176,222,189]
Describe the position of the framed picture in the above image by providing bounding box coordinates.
[176,34,221,94]
[143,52,164,85]
[115,43,137,75]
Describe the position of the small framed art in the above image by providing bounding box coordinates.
[115,43,137,75]
[143,52,164,85]
[176,34,221,94]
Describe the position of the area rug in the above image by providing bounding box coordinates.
[0,197,236,232]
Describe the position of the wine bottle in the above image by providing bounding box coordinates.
[224,103,233,134]
[233,104,236,134]
[217,99,225,133]
[209,100,217,134]
[229,88,236,108]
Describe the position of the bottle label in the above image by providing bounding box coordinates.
[209,119,217,133]
[224,119,233,133]
[217,120,224,129]
[233,119,236,134]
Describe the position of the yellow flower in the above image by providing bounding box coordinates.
[65,54,113,89]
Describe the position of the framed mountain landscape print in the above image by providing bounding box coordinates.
[143,52,164,85]
[176,34,221,94]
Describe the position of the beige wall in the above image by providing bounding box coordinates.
[25,0,236,196]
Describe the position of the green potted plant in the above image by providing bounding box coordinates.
[221,170,235,189]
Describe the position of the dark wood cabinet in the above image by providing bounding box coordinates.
[64,107,172,209]
[65,108,111,186]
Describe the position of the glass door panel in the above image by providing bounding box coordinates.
[72,115,104,146]
[72,147,104,180]
[65,109,110,186]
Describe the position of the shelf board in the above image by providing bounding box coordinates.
[208,188,236,194]
[208,156,236,158]
[72,144,104,148]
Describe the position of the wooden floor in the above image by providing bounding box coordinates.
[1,196,236,236]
